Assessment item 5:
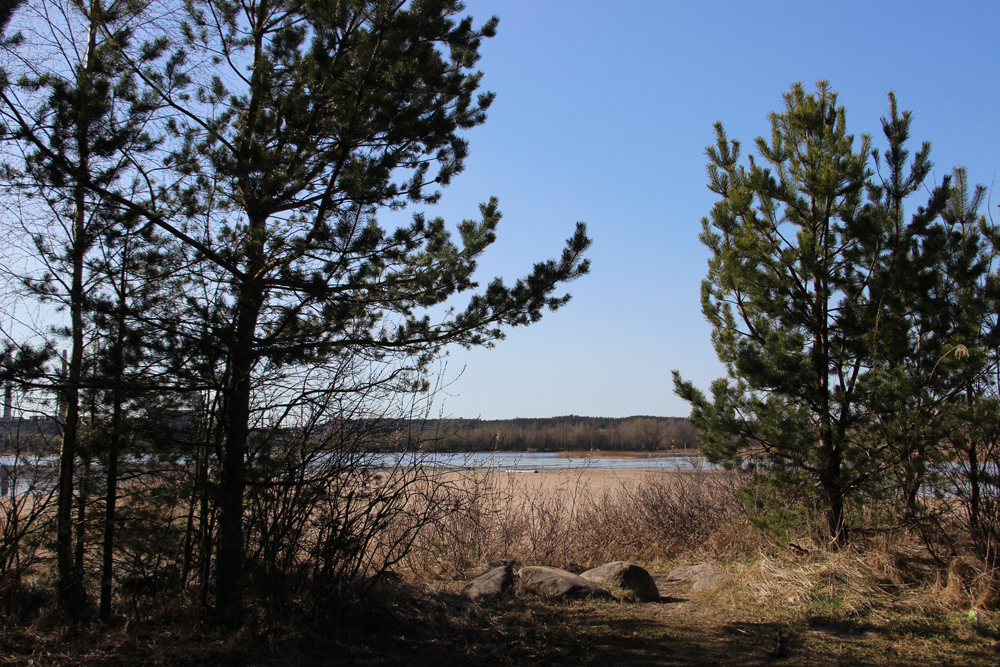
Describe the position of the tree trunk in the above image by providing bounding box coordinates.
[181,446,200,591]
[56,0,99,615]
[214,216,265,621]
[56,159,87,615]
[214,320,253,620]
[100,256,129,622]
[99,425,119,622]
[814,204,845,549]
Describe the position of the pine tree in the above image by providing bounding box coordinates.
[673,82,950,546]
[845,95,952,518]
[4,0,592,619]
[0,0,163,612]
[905,168,1000,561]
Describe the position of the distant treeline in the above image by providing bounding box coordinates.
[406,415,703,452]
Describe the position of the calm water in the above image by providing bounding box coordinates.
[0,455,58,497]
[4,453,991,497]
[369,451,716,472]
[0,452,712,496]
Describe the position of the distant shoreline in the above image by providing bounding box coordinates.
[409,415,703,453]
[552,450,702,459]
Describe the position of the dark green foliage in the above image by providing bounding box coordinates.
[138,1,592,619]
[0,0,591,621]
[672,82,992,547]
[916,171,1000,566]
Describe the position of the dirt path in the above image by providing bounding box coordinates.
[2,582,995,666]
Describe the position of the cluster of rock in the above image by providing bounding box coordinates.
[462,559,728,602]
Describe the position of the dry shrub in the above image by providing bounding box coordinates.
[576,471,752,565]
[938,557,978,605]
[403,468,754,576]
[379,469,522,580]
[933,557,1000,611]
[0,569,54,625]
[404,470,586,577]
[240,458,488,614]
[975,570,1000,610]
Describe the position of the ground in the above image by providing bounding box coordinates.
[2,468,997,666]
[3,571,997,666]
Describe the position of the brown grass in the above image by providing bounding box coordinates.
[402,468,756,578]
[3,468,1000,665]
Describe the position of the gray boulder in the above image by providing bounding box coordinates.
[691,572,730,591]
[666,563,730,591]
[462,564,515,601]
[666,563,719,583]
[580,561,660,602]
[518,566,615,600]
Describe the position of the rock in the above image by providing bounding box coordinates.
[364,570,402,595]
[462,565,515,601]
[665,563,721,583]
[518,566,615,600]
[666,564,730,591]
[691,572,730,591]
[580,561,660,602]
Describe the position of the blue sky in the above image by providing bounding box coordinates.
[407,0,1000,420]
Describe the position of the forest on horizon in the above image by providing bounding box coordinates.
[408,415,702,453]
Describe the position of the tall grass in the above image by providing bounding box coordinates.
[404,469,755,577]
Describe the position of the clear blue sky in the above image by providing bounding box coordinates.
[408,0,1000,420]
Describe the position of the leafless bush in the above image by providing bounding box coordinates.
[576,471,750,565]
[953,430,1000,570]
[1,417,60,588]
[404,468,753,576]
[0,465,57,577]
[401,470,525,578]
[232,358,487,614]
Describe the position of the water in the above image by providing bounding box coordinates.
[0,455,58,498]
[0,451,713,497]
[368,451,716,472]
[5,452,994,497]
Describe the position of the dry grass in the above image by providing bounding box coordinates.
[3,570,998,666]
[3,467,1000,665]
[393,468,1000,665]
[676,543,1000,665]
[402,468,752,578]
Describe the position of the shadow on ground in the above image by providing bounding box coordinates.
[3,586,999,666]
